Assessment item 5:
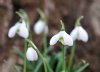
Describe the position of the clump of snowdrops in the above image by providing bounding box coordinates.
[8,9,89,72]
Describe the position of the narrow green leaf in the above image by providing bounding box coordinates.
[75,63,89,72]
[34,60,42,72]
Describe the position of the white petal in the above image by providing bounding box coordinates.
[8,23,20,38]
[26,47,38,61]
[60,31,73,46]
[34,20,45,34]
[50,33,60,45]
[70,27,78,41]
[18,22,29,38]
[78,27,88,42]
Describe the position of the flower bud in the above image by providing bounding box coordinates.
[26,47,38,61]
[34,20,48,34]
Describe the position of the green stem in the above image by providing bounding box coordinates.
[68,42,76,72]
[62,45,66,71]
[43,34,47,56]
[24,40,27,72]
[16,9,30,72]
[75,16,84,26]
[37,9,46,21]
[60,20,65,31]
[38,53,47,72]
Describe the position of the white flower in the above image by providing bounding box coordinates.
[26,47,38,61]
[8,20,29,38]
[8,23,20,38]
[34,19,48,34]
[70,26,88,42]
[50,31,73,46]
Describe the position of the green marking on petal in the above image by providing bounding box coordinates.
[59,37,64,41]
[17,29,20,33]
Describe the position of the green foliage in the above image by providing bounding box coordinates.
[14,42,89,72]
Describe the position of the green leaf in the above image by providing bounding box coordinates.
[75,63,89,72]
[56,59,63,72]
[34,60,42,72]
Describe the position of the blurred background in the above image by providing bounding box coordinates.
[0,0,100,72]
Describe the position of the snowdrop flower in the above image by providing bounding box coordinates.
[50,31,73,46]
[50,20,73,46]
[8,20,29,38]
[26,47,38,61]
[70,26,88,42]
[34,19,48,34]
[70,16,88,42]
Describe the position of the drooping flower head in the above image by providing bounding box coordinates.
[26,47,38,61]
[50,20,73,46]
[8,9,29,38]
[34,19,48,34]
[34,9,48,34]
[8,20,29,38]
[70,16,88,42]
